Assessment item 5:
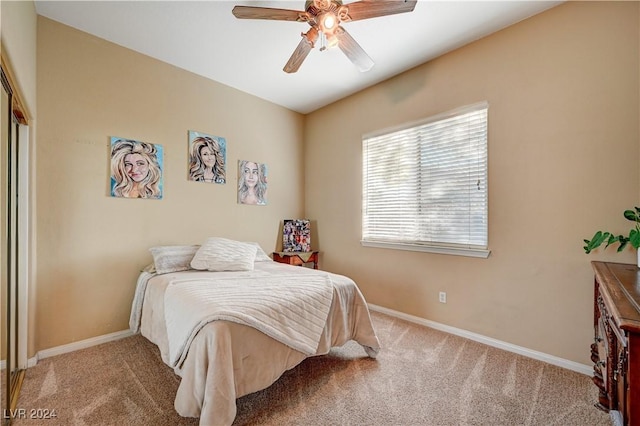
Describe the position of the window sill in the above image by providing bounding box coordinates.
[360,240,491,258]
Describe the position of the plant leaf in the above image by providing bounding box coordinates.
[585,231,608,253]
[624,209,639,222]
[616,234,629,252]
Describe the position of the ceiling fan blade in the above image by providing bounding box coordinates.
[335,26,374,72]
[342,0,417,22]
[284,39,312,73]
[283,28,319,73]
[232,6,310,22]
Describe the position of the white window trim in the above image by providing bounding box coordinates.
[361,240,490,258]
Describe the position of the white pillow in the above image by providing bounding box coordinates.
[248,242,272,262]
[191,238,257,271]
[149,245,200,274]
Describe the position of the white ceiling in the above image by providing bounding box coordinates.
[34,0,562,114]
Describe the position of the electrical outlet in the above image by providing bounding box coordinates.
[439,291,447,303]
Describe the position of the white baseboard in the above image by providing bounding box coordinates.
[368,304,592,376]
[27,329,134,368]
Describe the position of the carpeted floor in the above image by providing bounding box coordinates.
[12,311,611,426]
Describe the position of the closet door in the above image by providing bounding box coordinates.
[1,67,21,425]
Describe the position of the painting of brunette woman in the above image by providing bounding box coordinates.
[110,137,163,199]
[238,159,267,205]
[188,131,226,184]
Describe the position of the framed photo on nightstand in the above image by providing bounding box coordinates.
[282,219,311,252]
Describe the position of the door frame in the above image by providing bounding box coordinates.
[16,122,29,370]
[1,55,31,422]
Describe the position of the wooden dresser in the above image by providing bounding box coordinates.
[591,261,639,426]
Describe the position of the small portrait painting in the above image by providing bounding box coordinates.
[238,159,267,205]
[188,131,226,184]
[110,137,163,199]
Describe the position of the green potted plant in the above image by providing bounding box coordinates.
[584,207,640,267]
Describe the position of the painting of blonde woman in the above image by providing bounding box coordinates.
[110,137,163,199]
[238,159,267,205]
[188,131,226,184]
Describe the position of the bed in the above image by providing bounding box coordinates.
[128,238,381,426]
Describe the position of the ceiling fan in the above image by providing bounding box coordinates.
[232,0,418,73]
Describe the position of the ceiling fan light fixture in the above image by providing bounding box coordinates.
[319,12,338,33]
[326,34,339,49]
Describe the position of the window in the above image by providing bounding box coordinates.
[362,102,489,258]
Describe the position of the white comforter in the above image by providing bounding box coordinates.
[165,273,333,367]
[130,261,380,426]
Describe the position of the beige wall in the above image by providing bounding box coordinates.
[305,1,639,365]
[35,17,305,352]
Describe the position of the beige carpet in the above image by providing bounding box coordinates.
[12,311,611,426]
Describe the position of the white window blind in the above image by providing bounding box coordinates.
[362,102,489,257]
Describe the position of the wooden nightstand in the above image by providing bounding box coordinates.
[272,251,319,269]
